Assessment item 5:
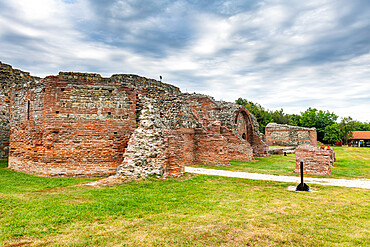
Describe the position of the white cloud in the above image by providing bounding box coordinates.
[0,0,369,122]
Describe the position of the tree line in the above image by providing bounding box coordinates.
[235,98,370,144]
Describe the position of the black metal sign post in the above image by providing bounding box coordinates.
[296,160,309,191]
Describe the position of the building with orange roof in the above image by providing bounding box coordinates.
[350,131,370,147]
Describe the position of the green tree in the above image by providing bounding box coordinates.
[288,114,301,126]
[299,107,338,142]
[323,123,341,144]
[338,117,355,144]
[235,98,370,142]
[350,120,370,131]
[271,109,290,124]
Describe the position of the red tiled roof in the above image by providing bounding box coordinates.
[351,131,370,140]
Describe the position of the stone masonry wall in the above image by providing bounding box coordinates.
[182,94,268,158]
[265,123,317,147]
[9,73,137,176]
[4,61,268,178]
[111,74,181,97]
[0,95,10,158]
[0,62,39,159]
[116,93,255,178]
[116,95,198,178]
[294,144,335,176]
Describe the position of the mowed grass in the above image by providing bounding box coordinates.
[192,146,370,179]
[333,146,370,178]
[1,160,369,246]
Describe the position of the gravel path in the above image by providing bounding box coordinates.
[185,167,370,189]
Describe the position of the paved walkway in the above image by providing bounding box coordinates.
[185,167,370,189]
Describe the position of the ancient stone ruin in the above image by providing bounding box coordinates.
[294,144,335,176]
[265,123,317,147]
[1,62,268,178]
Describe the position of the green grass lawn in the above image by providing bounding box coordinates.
[0,159,369,246]
[191,146,370,179]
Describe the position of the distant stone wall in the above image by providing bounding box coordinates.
[265,123,317,147]
[294,144,335,176]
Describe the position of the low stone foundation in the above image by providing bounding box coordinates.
[8,156,116,177]
[294,144,335,176]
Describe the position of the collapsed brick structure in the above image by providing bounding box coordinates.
[2,62,268,177]
[294,144,335,176]
[265,123,317,147]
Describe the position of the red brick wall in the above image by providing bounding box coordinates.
[220,126,253,161]
[7,72,268,178]
[251,134,269,157]
[294,144,334,176]
[164,124,253,173]
[194,128,229,166]
[309,130,317,147]
[184,96,219,130]
[163,128,194,176]
[9,74,137,176]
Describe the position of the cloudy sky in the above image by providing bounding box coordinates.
[0,0,369,122]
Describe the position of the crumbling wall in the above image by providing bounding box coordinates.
[116,93,257,178]
[182,95,268,158]
[220,126,253,161]
[0,95,10,158]
[116,95,198,178]
[5,61,268,178]
[294,144,335,176]
[111,74,181,97]
[9,73,137,176]
[216,101,268,157]
[115,98,168,178]
[265,123,317,147]
[0,62,39,159]
[193,122,229,165]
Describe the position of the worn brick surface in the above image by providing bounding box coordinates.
[0,62,39,159]
[9,73,137,176]
[265,123,317,147]
[3,61,268,178]
[294,144,335,176]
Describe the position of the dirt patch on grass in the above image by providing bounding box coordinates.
[3,242,31,247]
[82,173,199,187]
[33,187,68,193]
[176,172,199,180]
[82,175,136,187]
[63,197,92,205]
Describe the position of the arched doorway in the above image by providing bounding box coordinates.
[235,108,254,145]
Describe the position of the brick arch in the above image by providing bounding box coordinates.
[234,107,255,144]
